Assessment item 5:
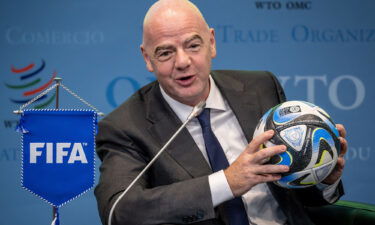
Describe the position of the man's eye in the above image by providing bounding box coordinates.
[156,51,173,61]
[189,44,201,50]
[160,51,170,57]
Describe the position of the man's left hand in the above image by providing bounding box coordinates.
[323,124,347,185]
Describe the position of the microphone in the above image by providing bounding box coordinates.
[107,101,206,225]
[187,100,206,120]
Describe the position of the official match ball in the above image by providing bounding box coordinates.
[253,100,340,189]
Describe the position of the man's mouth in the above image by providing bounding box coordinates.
[176,75,195,86]
[179,75,193,81]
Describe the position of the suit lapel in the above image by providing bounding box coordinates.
[145,83,212,178]
[211,71,262,142]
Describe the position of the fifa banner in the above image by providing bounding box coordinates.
[17,109,97,225]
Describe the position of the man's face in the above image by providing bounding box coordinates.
[141,12,216,106]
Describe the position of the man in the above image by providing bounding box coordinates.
[95,0,347,224]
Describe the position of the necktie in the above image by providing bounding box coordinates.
[197,108,250,225]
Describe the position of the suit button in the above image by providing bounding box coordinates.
[182,210,205,223]
[196,209,205,219]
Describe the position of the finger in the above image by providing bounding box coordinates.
[336,157,345,169]
[336,124,346,138]
[339,137,348,156]
[257,174,283,183]
[247,130,274,154]
[252,145,286,163]
[253,164,290,175]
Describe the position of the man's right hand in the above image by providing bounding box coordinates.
[224,130,289,197]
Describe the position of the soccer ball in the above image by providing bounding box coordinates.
[253,100,340,189]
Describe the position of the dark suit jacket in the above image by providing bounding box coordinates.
[95,70,343,225]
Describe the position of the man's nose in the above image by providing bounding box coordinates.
[175,49,191,71]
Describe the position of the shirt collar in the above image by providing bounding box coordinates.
[160,75,227,122]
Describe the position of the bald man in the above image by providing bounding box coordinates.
[95,1,346,225]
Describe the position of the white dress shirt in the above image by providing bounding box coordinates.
[160,76,340,225]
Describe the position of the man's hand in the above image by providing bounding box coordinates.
[323,124,347,185]
[224,130,289,197]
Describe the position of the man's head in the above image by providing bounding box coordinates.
[141,0,216,106]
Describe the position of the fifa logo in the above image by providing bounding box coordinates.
[29,142,88,164]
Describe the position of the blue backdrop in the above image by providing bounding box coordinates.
[1,0,374,224]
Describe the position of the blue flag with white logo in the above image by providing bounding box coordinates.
[18,109,97,207]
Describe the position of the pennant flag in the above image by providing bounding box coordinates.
[18,109,97,207]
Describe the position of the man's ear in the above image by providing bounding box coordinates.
[209,28,217,58]
[140,44,154,72]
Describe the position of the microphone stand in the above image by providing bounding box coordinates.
[107,101,206,225]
